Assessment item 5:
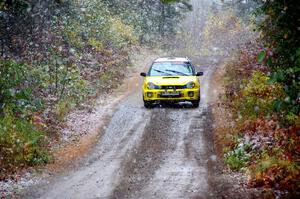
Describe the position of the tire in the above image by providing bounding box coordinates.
[191,99,200,108]
[144,100,153,108]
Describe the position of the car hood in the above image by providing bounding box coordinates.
[145,76,197,85]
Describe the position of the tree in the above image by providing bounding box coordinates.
[256,0,300,116]
[100,0,191,42]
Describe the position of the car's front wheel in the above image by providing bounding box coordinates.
[191,99,200,108]
[143,100,153,108]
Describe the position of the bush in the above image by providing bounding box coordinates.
[232,71,286,120]
[225,142,251,171]
[256,0,300,116]
[249,153,300,190]
[108,16,138,47]
[0,59,35,115]
[0,109,49,178]
[55,98,76,121]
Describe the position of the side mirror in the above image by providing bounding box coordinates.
[140,72,147,77]
[196,72,204,76]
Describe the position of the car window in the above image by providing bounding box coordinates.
[148,61,194,76]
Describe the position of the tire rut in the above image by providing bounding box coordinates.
[111,108,178,199]
[115,107,210,199]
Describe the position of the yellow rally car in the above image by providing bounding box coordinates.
[140,57,203,108]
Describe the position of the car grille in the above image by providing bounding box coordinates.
[158,94,182,98]
[161,85,185,89]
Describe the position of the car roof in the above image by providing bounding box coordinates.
[154,57,190,63]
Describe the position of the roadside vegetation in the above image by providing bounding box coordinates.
[216,0,300,195]
[0,0,191,179]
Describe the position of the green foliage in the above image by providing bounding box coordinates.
[101,0,191,43]
[55,1,142,49]
[256,0,300,116]
[31,57,89,101]
[257,51,266,63]
[0,0,5,9]
[0,0,30,12]
[55,98,76,121]
[233,71,286,119]
[0,108,49,176]
[0,59,38,115]
[224,143,251,171]
[109,17,139,47]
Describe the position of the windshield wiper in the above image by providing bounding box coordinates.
[165,69,188,76]
[152,69,173,76]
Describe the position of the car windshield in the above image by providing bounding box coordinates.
[148,61,194,76]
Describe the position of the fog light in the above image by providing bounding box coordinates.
[147,92,153,98]
[188,91,194,97]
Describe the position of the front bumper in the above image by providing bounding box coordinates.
[143,88,200,101]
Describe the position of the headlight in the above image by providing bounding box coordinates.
[147,82,155,90]
[186,81,196,88]
[147,82,161,89]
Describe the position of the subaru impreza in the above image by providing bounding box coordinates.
[140,57,203,108]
